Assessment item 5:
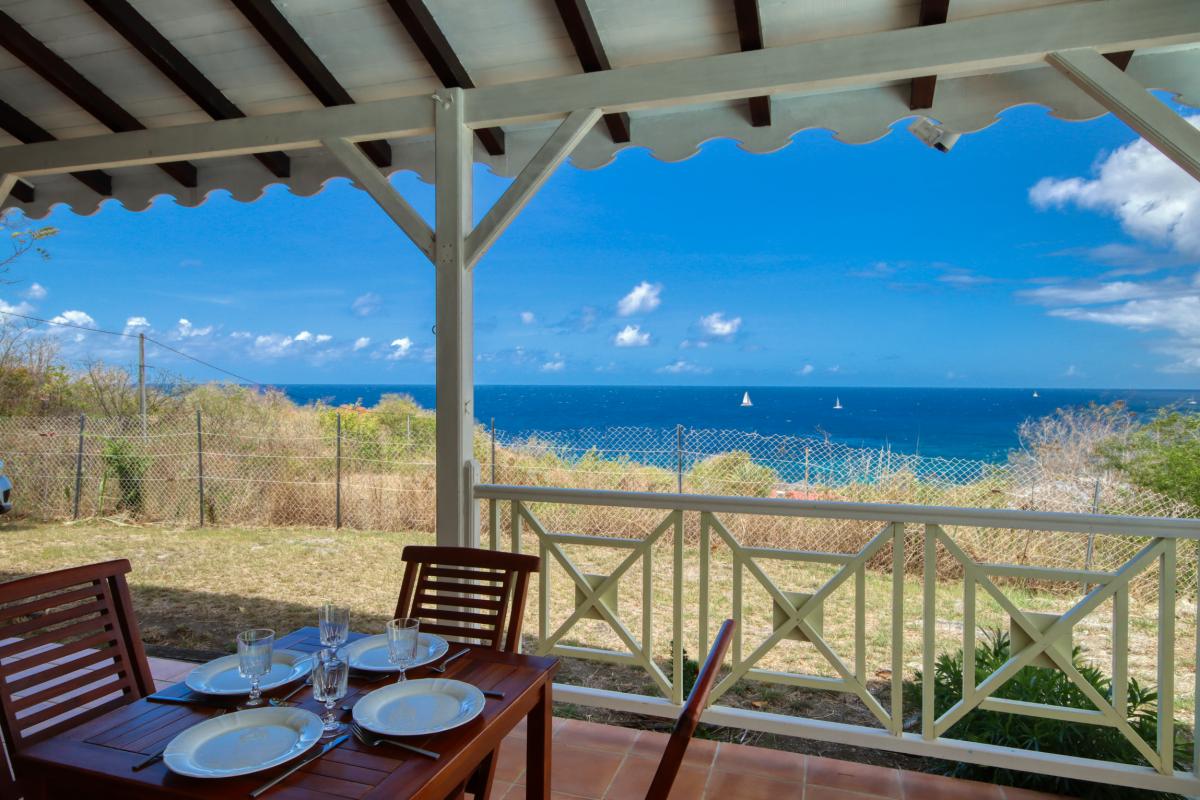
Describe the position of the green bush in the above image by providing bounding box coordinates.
[1100,410,1200,509]
[101,438,149,513]
[687,451,778,497]
[910,629,1190,799]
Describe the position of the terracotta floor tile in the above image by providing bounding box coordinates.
[705,769,804,800]
[501,784,593,800]
[147,656,194,682]
[496,734,528,784]
[806,786,896,800]
[807,756,900,799]
[549,743,625,799]
[631,730,719,770]
[900,770,1003,799]
[556,718,638,754]
[603,755,710,799]
[713,740,806,784]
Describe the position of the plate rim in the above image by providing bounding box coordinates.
[343,633,449,673]
[162,706,323,779]
[183,648,313,696]
[351,677,485,737]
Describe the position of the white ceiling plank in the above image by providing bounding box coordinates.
[1048,47,1200,181]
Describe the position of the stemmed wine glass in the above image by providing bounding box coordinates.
[311,649,349,737]
[386,618,420,682]
[237,628,274,708]
[318,603,350,654]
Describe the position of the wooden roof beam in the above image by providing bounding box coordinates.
[83,0,289,179]
[553,0,630,143]
[0,98,110,197]
[385,0,506,155]
[0,11,196,187]
[230,0,391,168]
[733,0,771,127]
[909,0,951,110]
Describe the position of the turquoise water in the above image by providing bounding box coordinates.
[275,385,1198,463]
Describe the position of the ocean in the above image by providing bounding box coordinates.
[275,385,1199,463]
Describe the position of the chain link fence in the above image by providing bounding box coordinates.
[1,415,1194,584]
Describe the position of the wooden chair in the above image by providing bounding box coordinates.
[645,619,736,800]
[395,546,539,652]
[0,560,154,800]
[395,546,539,800]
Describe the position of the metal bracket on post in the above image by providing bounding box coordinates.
[464,459,481,548]
[335,412,343,529]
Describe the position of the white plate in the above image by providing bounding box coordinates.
[342,633,449,673]
[352,679,485,737]
[162,706,322,779]
[184,650,313,696]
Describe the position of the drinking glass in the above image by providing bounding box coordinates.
[237,628,274,708]
[386,618,420,682]
[318,603,350,653]
[311,650,349,736]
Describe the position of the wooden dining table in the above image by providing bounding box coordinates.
[14,627,558,799]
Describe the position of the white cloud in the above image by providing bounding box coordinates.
[353,336,371,351]
[294,330,313,342]
[1064,364,1082,378]
[23,282,46,300]
[799,363,815,376]
[252,333,294,357]
[658,359,710,375]
[540,359,566,373]
[176,318,213,338]
[520,311,535,325]
[613,324,650,347]
[617,282,662,316]
[0,297,33,316]
[1020,281,1160,306]
[388,337,413,360]
[1049,295,1200,340]
[123,316,151,334]
[48,310,95,343]
[1030,115,1200,258]
[315,334,332,344]
[698,312,741,338]
[352,292,382,317]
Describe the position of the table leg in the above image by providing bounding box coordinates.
[526,681,552,799]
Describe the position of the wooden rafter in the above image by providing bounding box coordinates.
[0,98,109,198]
[909,0,951,110]
[1105,50,1135,71]
[553,0,630,143]
[732,0,771,127]
[230,0,391,168]
[384,0,505,156]
[83,0,289,179]
[0,11,196,188]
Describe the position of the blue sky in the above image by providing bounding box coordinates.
[3,100,1199,389]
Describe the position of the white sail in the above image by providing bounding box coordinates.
[741,391,752,407]
[833,396,843,410]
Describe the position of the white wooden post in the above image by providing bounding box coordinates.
[434,88,478,548]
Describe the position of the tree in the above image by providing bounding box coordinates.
[1099,410,1200,508]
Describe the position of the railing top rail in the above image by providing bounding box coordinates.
[473,483,1200,537]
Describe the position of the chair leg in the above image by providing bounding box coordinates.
[465,749,498,800]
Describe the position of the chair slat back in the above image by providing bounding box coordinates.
[645,619,736,800]
[0,560,153,762]
[395,547,539,652]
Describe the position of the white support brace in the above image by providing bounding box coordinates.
[1048,48,1200,182]
[466,108,602,268]
[0,0,1194,178]
[322,137,435,262]
[433,88,478,549]
[0,174,18,208]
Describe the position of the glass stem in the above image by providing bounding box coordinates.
[249,677,261,705]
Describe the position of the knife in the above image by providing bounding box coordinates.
[248,733,349,798]
[146,694,230,709]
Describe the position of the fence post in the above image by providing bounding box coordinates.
[196,409,204,527]
[1083,476,1102,586]
[490,418,496,484]
[335,412,342,529]
[72,414,84,519]
[675,424,684,494]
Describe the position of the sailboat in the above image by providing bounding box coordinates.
[1032,390,1040,398]
[833,396,843,410]
[741,391,753,407]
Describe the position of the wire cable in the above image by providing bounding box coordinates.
[0,309,261,386]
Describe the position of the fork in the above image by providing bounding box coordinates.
[427,648,469,674]
[269,681,309,706]
[350,722,439,759]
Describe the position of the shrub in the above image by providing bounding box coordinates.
[910,628,1190,799]
[1100,410,1200,509]
[688,451,778,496]
[101,438,148,513]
